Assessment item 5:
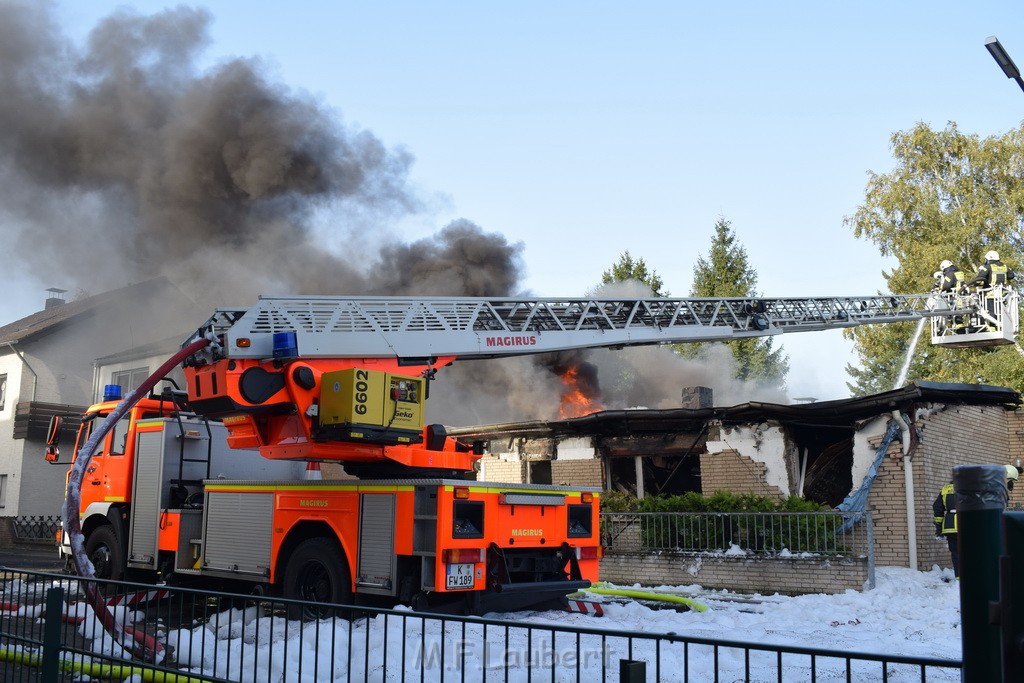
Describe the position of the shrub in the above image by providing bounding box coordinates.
[632,491,824,514]
[600,490,639,512]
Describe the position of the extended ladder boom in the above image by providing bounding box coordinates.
[186,293,972,364]
[177,292,1005,469]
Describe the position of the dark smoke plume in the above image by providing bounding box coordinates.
[368,220,522,296]
[0,3,787,427]
[0,2,520,306]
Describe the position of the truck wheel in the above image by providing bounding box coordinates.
[282,537,351,619]
[84,525,124,583]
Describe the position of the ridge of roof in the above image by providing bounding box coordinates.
[0,278,173,346]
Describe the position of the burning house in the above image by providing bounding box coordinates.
[450,382,1024,573]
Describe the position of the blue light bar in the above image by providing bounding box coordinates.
[273,331,298,359]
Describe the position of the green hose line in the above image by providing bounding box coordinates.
[0,645,210,682]
[585,586,709,612]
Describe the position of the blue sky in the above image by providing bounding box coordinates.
[10,1,1024,401]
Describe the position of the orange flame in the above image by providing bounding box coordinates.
[559,366,603,419]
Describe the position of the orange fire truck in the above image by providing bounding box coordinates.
[51,292,1009,614]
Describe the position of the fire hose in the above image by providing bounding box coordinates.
[61,336,211,662]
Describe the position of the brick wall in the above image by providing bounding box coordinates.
[693,405,1019,574]
[478,456,526,483]
[699,449,785,499]
[551,459,603,487]
[0,518,14,546]
[869,405,1013,571]
[1008,409,1024,510]
[600,551,870,596]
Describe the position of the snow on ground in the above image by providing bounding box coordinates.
[570,565,960,657]
[157,565,961,682]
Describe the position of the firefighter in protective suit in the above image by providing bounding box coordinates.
[965,250,1012,289]
[934,465,1020,579]
[965,250,1014,330]
[934,260,968,332]
[936,260,966,293]
[933,481,960,578]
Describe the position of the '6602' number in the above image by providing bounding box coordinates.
[354,370,369,415]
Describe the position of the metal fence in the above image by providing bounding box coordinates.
[0,567,960,682]
[9,517,61,544]
[601,510,874,558]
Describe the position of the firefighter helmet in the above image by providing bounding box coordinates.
[940,260,953,270]
[1007,464,1020,481]
[986,250,1000,261]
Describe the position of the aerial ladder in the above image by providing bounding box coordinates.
[180,291,1008,469]
[55,291,1012,626]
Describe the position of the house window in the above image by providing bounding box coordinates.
[111,367,149,393]
[0,374,6,411]
[0,474,7,508]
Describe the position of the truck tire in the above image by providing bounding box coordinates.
[84,525,124,583]
[282,537,352,619]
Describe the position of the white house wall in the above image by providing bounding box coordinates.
[483,438,519,462]
[0,355,25,514]
[0,355,24,420]
[706,423,792,494]
[555,436,597,460]
[0,336,93,516]
[852,415,890,486]
[27,338,94,404]
[13,333,105,516]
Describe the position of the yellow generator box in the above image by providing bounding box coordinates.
[385,374,425,433]
[320,368,386,427]
[318,369,424,444]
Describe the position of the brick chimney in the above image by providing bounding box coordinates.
[44,287,67,310]
[681,386,712,409]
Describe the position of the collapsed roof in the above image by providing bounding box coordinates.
[446,381,1021,439]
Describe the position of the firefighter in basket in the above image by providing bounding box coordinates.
[965,250,1014,331]
[933,260,968,333]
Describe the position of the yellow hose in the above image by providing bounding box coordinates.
[0,646,210,682]
[585,586,709,612]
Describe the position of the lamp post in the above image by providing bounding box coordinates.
[985,36,1024,94]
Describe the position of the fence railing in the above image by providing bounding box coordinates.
[601,510,874,558]
[0,568,959,682]
[9,516,61,544]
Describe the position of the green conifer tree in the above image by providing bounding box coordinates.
[599,250,668,297]
[684,218,789,384]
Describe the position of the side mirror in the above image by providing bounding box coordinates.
[45,415,61,463]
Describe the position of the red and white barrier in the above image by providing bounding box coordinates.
[564,598,604,616]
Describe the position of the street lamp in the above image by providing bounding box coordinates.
[985,36,1024,93]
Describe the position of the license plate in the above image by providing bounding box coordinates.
[446,563,475,590]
